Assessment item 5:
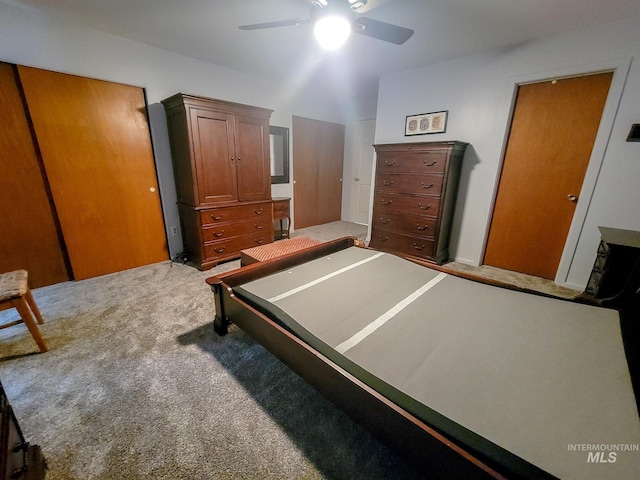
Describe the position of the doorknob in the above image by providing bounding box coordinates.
[567,194,578,203]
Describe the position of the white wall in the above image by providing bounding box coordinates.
[0,2,350,258]
[376,13,640,289]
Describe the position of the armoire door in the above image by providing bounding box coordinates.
[17,66,169,280]
[484,72,613,279]
[189,107,237,205]
[234,114,271,202]
[293,116,345,229]
[0,63,70,287]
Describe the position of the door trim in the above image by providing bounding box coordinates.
[482,57,632,289]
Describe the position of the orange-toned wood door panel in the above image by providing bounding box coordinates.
[0,63,70,287]
[17,66,169,280]
[484,72,613,279]
[293,116,320,229]
[293,116,344,229]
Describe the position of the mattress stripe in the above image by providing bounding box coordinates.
[335,272,448,354]
[267,251,385,303]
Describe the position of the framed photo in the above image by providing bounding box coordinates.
[405,110,448,136]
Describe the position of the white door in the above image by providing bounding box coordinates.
[349,119,376,224]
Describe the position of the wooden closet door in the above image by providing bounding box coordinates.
[293,116,344,229]
[0,63,70,287]
[17,66,169,280]
[484,72,612,279]
[293,116,321,229]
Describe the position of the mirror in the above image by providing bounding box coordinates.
[270,126,289,184]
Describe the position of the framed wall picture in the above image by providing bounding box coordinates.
[405,110,448,136]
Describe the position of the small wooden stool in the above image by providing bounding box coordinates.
[0,270,48,353]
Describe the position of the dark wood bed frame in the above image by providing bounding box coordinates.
[206,236,639,479]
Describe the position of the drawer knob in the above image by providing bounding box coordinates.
[214,247,226,254]
[254,223,264,229]
[416,224,429,231]
[213,230,225,238]
[380,218,391,224]
[423,160,437,167]
[382,199,392,205]
[255,238,265,245]
[418,203,432,210]
[413,243,426,251]
[378,235,389,242]
[211,214,223,221]
[383,180,394,186]
[384,160,395,166]
[254,208,264,214]
[567,194,578,203]
[420,182,434,189]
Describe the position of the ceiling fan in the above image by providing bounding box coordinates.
[239,0,414,48]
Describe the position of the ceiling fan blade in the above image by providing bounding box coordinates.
[239,18,311,30]
[354,0,391,13]
[353,17,414,44]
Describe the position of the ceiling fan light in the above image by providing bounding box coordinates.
[314,15,352,50]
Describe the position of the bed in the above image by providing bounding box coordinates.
[207,237,640,479]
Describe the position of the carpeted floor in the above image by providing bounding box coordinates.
[1,221,423,480]
[0,220,578,479]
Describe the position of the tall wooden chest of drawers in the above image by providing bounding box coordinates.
[370,141,468,264]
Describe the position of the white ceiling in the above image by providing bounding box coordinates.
[4,0,640,97]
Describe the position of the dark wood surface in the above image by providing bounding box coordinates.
[272,197,291,240]
[583,227,640,308]
[370,141,467,264]
[1,380,47,480]
[162,94,274,269]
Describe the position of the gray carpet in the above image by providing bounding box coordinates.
[0,220,576,479]
[1,222,422,480]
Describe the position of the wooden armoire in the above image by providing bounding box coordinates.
[369,141,468,264]
[162,94,274,269]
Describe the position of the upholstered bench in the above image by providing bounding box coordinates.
[240,236,322,266]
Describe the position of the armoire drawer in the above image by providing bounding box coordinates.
[371,212,437,239]
[376,151,447,174]
[200,202,271,227]
[369,230,435,259]
[374,193,441,217]
[204,232,272,260]
[375,173,444,196]
[201,217,270,242]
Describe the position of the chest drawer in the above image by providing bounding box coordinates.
[369,230,435,259]
[373,193,441,218]
[204,232,272,260]
[376,151,447,174]
[202,218,270,243]
[372,213,437,239]
[200,202,271,227]
[375,173,444,196]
